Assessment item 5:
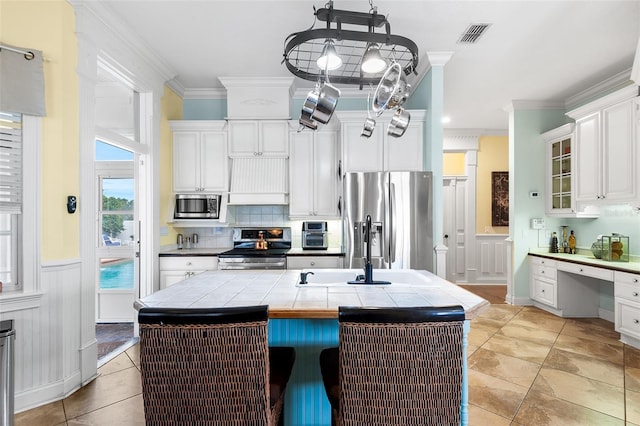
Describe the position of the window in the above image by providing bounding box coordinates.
[0,112,22,291]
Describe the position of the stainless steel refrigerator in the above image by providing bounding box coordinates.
[343,171,433,272]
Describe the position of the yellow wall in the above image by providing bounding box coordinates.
[1,1,79,260]
[476,135,509,234]
[443,153,465,176]
[159,86,183,247]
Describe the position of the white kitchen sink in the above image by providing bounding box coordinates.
[296,268,440,287]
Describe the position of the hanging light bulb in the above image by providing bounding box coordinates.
[361,44,387,74]
[316,39,342,71]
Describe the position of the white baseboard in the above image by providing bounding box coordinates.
[598,308,614,323]
[15,370,81,413]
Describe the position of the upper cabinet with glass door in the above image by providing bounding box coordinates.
[542,124,596,218]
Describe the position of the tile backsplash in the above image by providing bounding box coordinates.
[173,205,343,249]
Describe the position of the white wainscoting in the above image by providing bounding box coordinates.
[4,260,86,412]
[474,235,509,284]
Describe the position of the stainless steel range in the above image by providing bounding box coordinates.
[218,227,291,270]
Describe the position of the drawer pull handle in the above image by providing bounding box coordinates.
[633,292,639,297]
[579,268,584,272]
[635,319,640,324]
[310,261,316,266]
[634,279,639,283]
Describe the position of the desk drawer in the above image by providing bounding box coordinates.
[530,264,557,280]
[615,271,640,286]
[615,298,640,339]
[530,257,557,269]
[557,262,614,281]
[615,282,640,303]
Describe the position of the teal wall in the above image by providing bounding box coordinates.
[510,108,569,300]
[183,99,227,119]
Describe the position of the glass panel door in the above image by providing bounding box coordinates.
[95,143,138,323]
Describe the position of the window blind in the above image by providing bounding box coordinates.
[0,112,22,213]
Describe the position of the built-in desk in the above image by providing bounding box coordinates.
[528,252,640,349]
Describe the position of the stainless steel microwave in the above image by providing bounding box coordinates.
[174,194,220,219]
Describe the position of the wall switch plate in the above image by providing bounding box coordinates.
[531,218,545,229]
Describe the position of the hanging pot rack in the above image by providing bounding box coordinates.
[283,2,419,88]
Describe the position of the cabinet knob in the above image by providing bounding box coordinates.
[579,268,583,272]
[541,270,545,274]
[541,289,545,293]
[634,319,640,324]
[633,292,639,297]
[634,279,639,283]
[310,261,315,266]
[187,262,192,266]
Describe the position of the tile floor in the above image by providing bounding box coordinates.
[15,303,640,425]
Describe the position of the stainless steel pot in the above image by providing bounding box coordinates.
[387,107,411,137]
[361,90,376,138]
[311,82,340,124]
[372,62,401,116]
[299,86,320,130]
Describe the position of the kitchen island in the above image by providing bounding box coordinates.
[135,269,489,426]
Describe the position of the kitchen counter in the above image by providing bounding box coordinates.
[286,248,344,256]
[136,269,486,426]
[136,269,488,319]
[159,248,231,256]
[529,249,640,274]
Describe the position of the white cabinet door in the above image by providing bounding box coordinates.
[171,121,228,193]
[542,124,577,217]
[200,132,228,192]
[569,87,639,208]
[228,120,289,157]
[313,130,340,217]
[574,112,601,204]
[342,121,384,172]
[384,120,423,171]
[602,99,637,202]
[260,121,289,157]
[340,111,425,173]
[173,132,200,192]
[228,121,259,156]
[289,131,314,216]
[289,128,340,218]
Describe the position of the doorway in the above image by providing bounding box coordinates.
[95,145,138,323]
[443,177,468,282]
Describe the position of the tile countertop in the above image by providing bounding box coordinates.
[286,248,345,256]
[528,249,640,274]
[160,248,231,256]
[135,269,489,320]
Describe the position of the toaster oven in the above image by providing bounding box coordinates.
[302,221,328,250]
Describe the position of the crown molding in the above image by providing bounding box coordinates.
[565,68,633,109]
[426,51,454,67]
[183,88,226,100]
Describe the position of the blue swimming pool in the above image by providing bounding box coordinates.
[100,259,134,290]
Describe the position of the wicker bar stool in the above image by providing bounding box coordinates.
[138,305,295,426]
[319,305,466,426]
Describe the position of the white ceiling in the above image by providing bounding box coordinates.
[100,0,640,131]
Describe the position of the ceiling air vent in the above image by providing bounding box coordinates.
[457,23,491,44]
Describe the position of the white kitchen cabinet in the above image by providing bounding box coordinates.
[289,126,341,219]
[542,124,581,217]
[170,121,228,193]
[228,120,289,157]
[159,256,218,289]
[615,271,640,346]
[338,110,425,173]
[287,256,343,269]
[567,86,640,208]
[529,257,558,308]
